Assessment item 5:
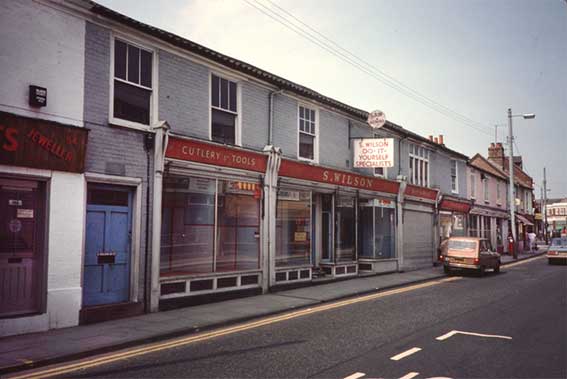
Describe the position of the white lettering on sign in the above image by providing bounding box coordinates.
[353,138,394,168]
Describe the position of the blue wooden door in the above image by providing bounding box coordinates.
[83,196,131,307]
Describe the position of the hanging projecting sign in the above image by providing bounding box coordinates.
[353,138,394,168]
[367,110,386,129]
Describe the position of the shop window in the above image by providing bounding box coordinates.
[211,74,238,145]
[359,199,395,259]
[298,105,317,161]
[160,176,260,276]
[276,190,311,267]
[336,196,355,262]
[113,39,153,126]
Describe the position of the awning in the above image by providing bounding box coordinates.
[516,214,534,226]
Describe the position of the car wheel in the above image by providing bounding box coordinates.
[494,264,500,274]
[444,266,450,275]
[479,266,485,277]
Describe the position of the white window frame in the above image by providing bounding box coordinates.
[496,181,501,205]
[470,173,476,199]
[450,160,458,193]
[209,71,242,146]
[109,34,159,131]
[297,104,319,163]
[483,176,489,203]
[409,144,429,187]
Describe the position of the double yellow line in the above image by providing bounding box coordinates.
[9,277,461,379]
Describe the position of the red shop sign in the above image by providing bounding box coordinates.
[0,111,88,173]
[405,184,438,201]
[279,159,399,194]
[440,198,471,213]
[165,136,267,173]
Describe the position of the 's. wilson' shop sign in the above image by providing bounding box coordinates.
[353,138,394,168]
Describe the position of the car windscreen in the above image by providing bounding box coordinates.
[551,238,567,247]
[448,240,476,250]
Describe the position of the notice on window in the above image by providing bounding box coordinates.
[353,138,394,168]
[17,209,34,218]
[294,232,307,242]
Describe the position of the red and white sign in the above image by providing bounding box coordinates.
[353,138,394,168]
[279,159,399,194]
[367,110,386,129]
[165,137,267,173]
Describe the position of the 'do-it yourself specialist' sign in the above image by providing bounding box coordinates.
[353,138,394,168]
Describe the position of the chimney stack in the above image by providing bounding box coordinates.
[488,142,505,168]
[438,134,444,145]
[429,135,433,141]
[434,137,439,144]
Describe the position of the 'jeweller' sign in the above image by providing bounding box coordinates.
[353,138,394,168]
[165,136,267,173]
[0,111,88,173]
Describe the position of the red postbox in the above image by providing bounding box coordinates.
[508,235,515,258]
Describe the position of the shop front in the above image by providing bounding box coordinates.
[275,159,399,283]
[402,185,439,270]
[438,195,471,242]
[469,206,509,253]
[0,111,88,336]
[158,136,267,307]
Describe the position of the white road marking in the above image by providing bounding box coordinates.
[344,373,366,379]
[399,372,420,379]
[390,347,422,361]
[436,330,512,341]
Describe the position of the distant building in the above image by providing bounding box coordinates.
[545,199,567,237]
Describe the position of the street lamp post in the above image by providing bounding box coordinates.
[507,108,535,259]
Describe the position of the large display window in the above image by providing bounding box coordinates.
[161,175,260,276]
[276,190,311,267]
[359,199,395,259]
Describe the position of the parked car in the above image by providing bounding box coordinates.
[443,237,501,276]
[547,237,567,265]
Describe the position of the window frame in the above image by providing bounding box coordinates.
[109,34,158,131]
[297,104,319,163]
[470,173,476,199]
[209,71,242,146]
[483,176,489,203]
[409,144,430,187]
[450,160,458,193]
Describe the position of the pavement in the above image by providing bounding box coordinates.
[0,248,546,375]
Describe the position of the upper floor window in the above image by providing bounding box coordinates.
[298,105,317,161]
[211,74,238,145]
[483,177,489,202]
[470,174,476,198]
[113,39,153,125]
[450,160,458,193]
[374,167,387,177]
[496,181,501,203]
[409,144,429,187]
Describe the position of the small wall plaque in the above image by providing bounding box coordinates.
[29,85,47,107]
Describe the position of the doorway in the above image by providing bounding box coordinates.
[0,178,45,317]
[83,185,132,307]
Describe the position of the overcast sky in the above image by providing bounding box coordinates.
[98,0,567,198]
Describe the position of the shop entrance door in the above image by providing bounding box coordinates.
[0,178,45,317]
[321,194,333,262]
[83,185,132,307]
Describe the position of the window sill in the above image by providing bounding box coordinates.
[109,117,152,132]
[451,190,459,194]
[297,156,318,164]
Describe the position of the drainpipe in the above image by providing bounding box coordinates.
[150,121,170,313]
[261,146,274,293]
[268,89,284,145]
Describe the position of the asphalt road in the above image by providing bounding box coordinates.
[46,257,567,379]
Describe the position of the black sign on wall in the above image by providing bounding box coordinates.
[29,85,47,107]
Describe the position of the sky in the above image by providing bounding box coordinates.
[97,0,567,198]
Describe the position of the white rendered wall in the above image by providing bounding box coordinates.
[0,0,85,126]
[0,166,85,337]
